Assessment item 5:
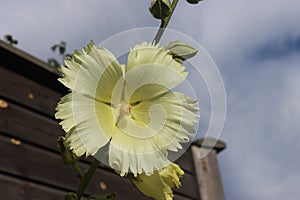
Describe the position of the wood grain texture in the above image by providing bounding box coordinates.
[0,100,64,150]
[0,173,67,200]
[0,134,197,199]
[0,66,62,117]
[0,40,66,94]
[191,146,226,200]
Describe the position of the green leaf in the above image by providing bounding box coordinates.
[51,44,58,52]
[64,192,78,200]
[88,193,117,200]
[186,0,203,4]
[47,58,61,67]
[166,40,198,62]
[59,41,66,55]
[59,45,66,55]
[4,35,13,41]
[149,0,172,19]
[4,34,18,45]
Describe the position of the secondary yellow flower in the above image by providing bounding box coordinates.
[132,163,184,200]
[55,41,199,176]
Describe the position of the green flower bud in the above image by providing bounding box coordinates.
[186,0,203,4]
[166,41,198,62]
[57,136,79,165]
[149,0,172,19]
[64,192,78,200]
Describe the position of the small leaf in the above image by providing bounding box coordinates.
[59,41,66,55]
[4,35,13,41]
[48,58,61,67]
[88,193,117,200]
[64,192,78,200]
[186,0,203,4]
[4,34,18,45]
[166,40,198,62]
[51,44,58,52]
[59,45,66,55]
[149,0,172,19]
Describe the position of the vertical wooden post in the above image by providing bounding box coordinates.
[191,138,226,200]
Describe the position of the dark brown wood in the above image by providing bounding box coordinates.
[0,40,66,94]
[0,173,67,200]
[0,134,198,199]
[0,171,193,200]
[172,148,194,174]
[0,100,64,150]
[193,138,226,153]
[0,66,62,117]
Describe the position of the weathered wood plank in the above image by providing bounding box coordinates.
[0,171,194,200]
[0,40,66,94]
[0,134,198,199]
[0,173,67,200]
[0,66,62,117]
[0,99,64,150]
[191,146,226,200]
[171,148,194,174]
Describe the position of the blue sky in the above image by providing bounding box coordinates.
[1,0,300,199]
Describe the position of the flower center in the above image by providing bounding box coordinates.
[119,101,131,116]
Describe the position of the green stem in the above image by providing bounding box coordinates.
[76,158,100,199]
[73,162,84,179]
[153,0,179,44]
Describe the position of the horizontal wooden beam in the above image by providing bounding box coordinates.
[193,137,226,153]
[0,66,62,117]
[0,40,66,94]
[0,130,198,199]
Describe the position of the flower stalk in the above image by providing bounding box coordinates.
[76,158,100,199]
[153,0,179,44]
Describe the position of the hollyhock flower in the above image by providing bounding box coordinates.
[55,41,198,176]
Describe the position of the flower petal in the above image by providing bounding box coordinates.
[132,163,184,200]
[59,41,124,103]
[55,94,89,156]
[55,92,116,156]
[160,163,184,188]
[109,128,170,176]
[132,172,170,200]
[131,91,199,152]
[124,42,187,103]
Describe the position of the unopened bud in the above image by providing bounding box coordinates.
[186,0,203,4]
[167,41,198,62]
[57,136,79,165]
[149,0,172,19]
[65,192,78,200]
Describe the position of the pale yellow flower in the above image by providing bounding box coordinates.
[55,41,199,176]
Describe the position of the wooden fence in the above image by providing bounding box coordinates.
[0,40,226,200]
